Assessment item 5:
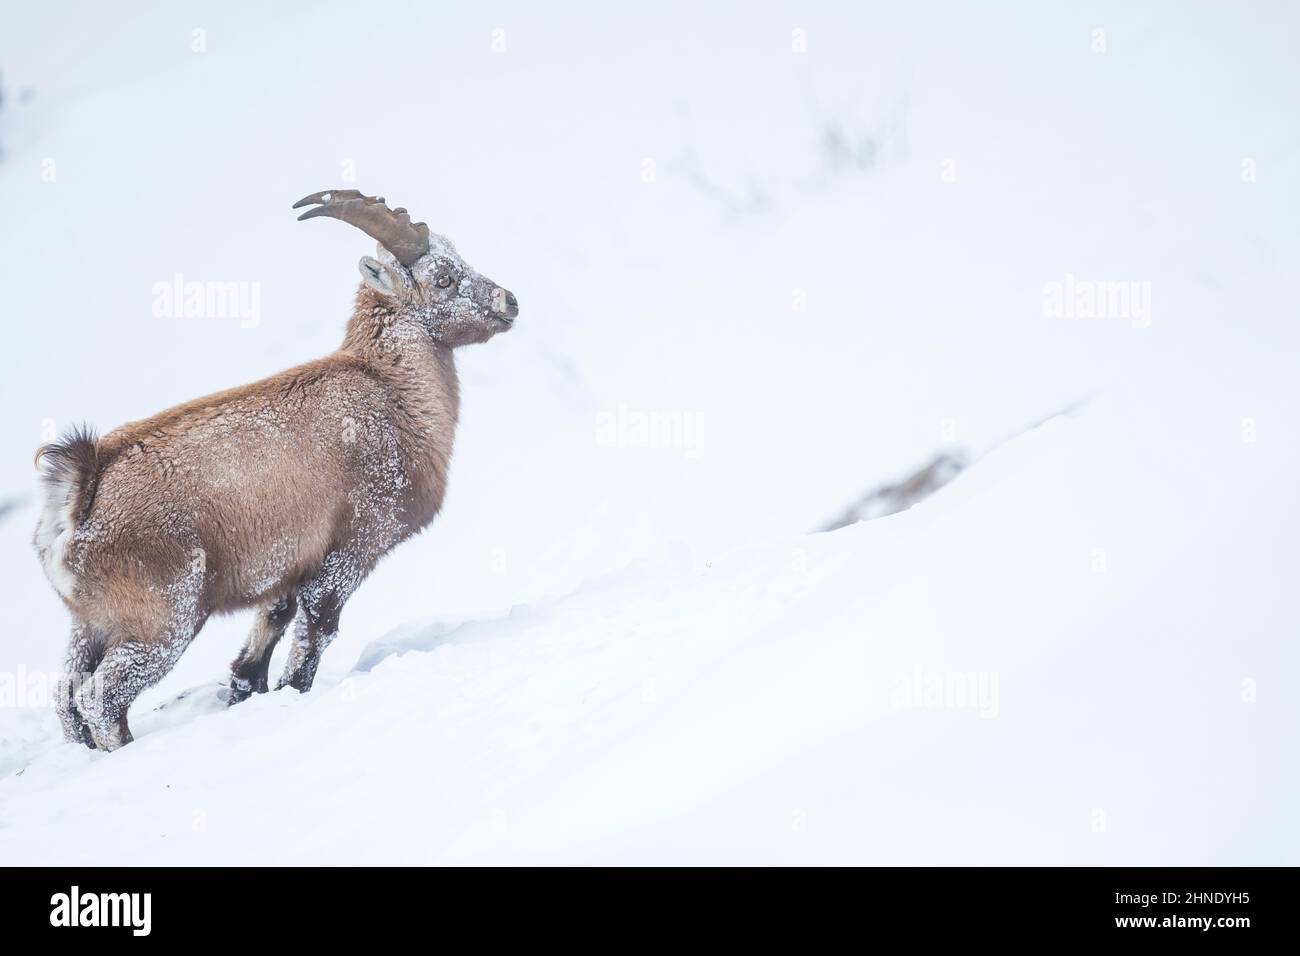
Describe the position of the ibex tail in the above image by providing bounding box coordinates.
[34,425,99,599]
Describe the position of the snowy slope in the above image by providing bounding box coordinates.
[2,365,1298,864]
[2,1,1298,864]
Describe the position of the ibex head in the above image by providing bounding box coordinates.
[294,189,519,347]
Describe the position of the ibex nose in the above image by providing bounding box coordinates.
[503,291,519,319]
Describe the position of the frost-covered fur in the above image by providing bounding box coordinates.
[34,228,518,751]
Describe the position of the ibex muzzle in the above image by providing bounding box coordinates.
[34,189,518,751]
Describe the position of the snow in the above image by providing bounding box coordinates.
[1,1,1298,863]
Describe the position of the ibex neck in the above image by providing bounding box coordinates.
[342,285,424,355]
[340,284,460,498]
[341,283,457,384]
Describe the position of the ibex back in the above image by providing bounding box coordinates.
[33,190,519,750]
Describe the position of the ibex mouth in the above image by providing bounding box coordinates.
[493,290,519,328]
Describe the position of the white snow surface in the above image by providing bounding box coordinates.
[1,1,1298,864]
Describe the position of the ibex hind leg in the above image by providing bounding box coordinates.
[276,551,364,694]
[57,621,107,748]
[229,594,298,705]
[75,618,203,751]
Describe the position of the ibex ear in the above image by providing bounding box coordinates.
[358,256,399,297]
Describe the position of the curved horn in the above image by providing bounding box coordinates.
[293,189,431,268]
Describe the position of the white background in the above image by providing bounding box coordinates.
[0,1,1296,863]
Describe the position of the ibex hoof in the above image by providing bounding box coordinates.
[274,673,314,694]
[87,720,132,752]
[227,674,267,706]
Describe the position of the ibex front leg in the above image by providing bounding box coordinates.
[276,551,363,694]
[229,594,298,704]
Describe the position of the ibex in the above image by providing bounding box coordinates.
[34,190,518,751]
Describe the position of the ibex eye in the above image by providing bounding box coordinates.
[435,275,452,289]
